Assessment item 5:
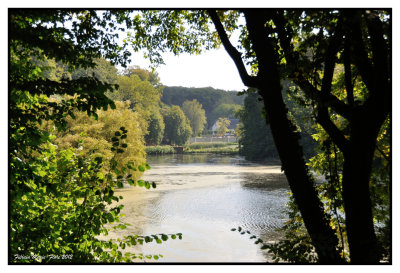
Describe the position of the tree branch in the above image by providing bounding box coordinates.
[344,38,354,106]
[316,108,349,153]
[365,10,389,95]
[207,10,258,88]
[342,10,375,94]
[363,10,391,111]
[272,11,351,120]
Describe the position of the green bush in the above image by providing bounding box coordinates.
[10,129,182,263]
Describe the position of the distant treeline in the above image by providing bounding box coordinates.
[161,86,244,128]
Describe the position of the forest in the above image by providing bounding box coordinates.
[162,86,244,128]
[9,9,391,264]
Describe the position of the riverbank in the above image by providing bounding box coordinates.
[146,142,239,155]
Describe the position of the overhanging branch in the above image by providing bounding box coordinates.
[207,10,258,88]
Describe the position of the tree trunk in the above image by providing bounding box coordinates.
[258,81,342,263]
[342,113,382,263]
[211,9,344,263]
[239,11,343,263]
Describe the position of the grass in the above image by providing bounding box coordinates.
[145,145,175,155]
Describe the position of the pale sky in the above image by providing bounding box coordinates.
[128,49,247,92]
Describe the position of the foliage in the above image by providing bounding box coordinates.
[9,9,181,263]
[160,105,192,145]
[121,65,163,89]
[185,142,234,149]
[106,72,162,123]
[237,86,317,161]
[215,117,231,137]
[212,103,241,120]
[182,99,207,136]
[43,101,147,179]
[104,66,164,144]
[127,9,390,263]
[71,58,119,85]
[145,142,239,155]
[145,145,175,155]
[10,127,183,263]
[236,92,278,160]
[184,146,238,155]
[127,10,234,64]
[161,86,244,128]
[145,109,165,146]
[249,112,390,264]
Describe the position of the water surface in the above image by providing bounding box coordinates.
[110,154,290,262]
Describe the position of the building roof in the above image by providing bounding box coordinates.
[227,119,239,130]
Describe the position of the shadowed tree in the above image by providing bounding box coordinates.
[161,105,192,145]
[124,9,390,263]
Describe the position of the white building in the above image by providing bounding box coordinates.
[211,118,239,135]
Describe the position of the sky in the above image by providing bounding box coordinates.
[129,49,247,92]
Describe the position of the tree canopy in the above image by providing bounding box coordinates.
[9,9,181,263]
[161,86,244,128]
[182,99,207,136]
[161,105,192,145]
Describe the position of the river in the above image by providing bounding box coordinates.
[108,153,290,263]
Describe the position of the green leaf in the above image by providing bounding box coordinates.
[138,165,145,172]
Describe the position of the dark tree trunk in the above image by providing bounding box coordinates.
[341,109,384,263]
[258,81,342,263]
[239,11,342,263]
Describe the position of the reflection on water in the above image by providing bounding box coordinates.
[110,154,290,262]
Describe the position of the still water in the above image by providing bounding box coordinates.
[110,154,290,263]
